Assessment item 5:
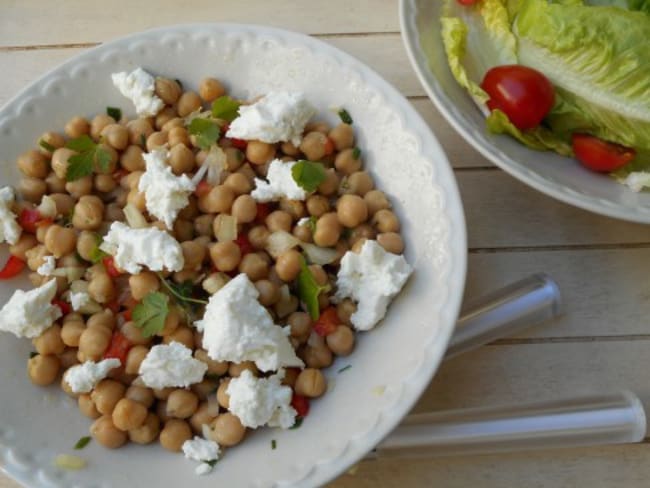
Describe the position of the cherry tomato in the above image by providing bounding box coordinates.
[571,134,636,173]
[0,255,25,279]
[457,0,479,5]
[255,203,271,223]
[18,209,51,233]
[234,234,254,256]
[291,393,310,418]
[313,307,340,336]
[52,299,71,315]
[323,137,335,156]
[195,180,213,198]
[229,138,248,150]
[103,331,131,365]
[102,256,121,278]
[481,65,554,130]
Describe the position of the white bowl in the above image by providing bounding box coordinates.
[0,24,466,487]
[400,0,650,224]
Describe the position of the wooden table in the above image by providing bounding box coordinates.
[2,1,649,486]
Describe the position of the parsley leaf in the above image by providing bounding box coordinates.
[74,436,91,450]
[352,147,361,160]
[271,439,277,450]
[87,234,108,264]
[188,118,220,150]
[132,292,169,337]
[38,139,56,152]
[65,135,112,181]
[338,108,353,124]
[291,160,326,192]
[297,257,330,320]
[158,277,208,306]
[211,96,241,122]
[205,459,219,467]
[106,106,122,121]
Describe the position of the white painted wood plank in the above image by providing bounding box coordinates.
[0,0,399,47]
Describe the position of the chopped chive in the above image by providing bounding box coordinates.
[38,139,56,152]
[139,133,147,148]
[106,106,122,121]
[29,351,38,359]
[175,79,184,90]
[290,417,303,430]
[271,439,277,450]
[74,436,91,450]
[352,147,361,160]
[205,459,218,467]
[338,365,352,374]
[338,108,353,125]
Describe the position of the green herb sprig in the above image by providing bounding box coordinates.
[211,96,241,122]
[291,160,327,192]
[188,118,220,150]
[297,257,331,320]
[132,292,170,337]
[65,135,112,181]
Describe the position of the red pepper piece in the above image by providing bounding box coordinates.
[234,234,254,256]
[291,393,310,418]
[313,307,340,336]
[18,209,51,233]
[103,331,132,365]
[102,256,121,278]
[52,299,71,315]
[0,255,26,279]
[255,203,270,223]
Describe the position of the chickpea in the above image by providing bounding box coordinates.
[124,345,149,375]
[351,238,367,254]
[167,126,189,148]
[88,273,116,304]
[152,308,179,338]
[90,415,128,449]
[44,225,76,258]
[372,209,400,233]
[125,385,155,408]
[318,168,339,196]
[346,171,374,196]
[94,173,116,193]
[300,131,329,161]
[363,190,390,216]
[190,402,218,434]
[199,185,234,214]
[155,77,182,105]
[305,121,331,134]
[178,240,204,271]
[216,379,231,409]
[348,224,376,247]
[105,202,125,222]
[329,123,355,151]
[194,214,214,237]
[168,143,195,175]
[177,91,202,117]
[18,150,48,179]
[33,325,65,356]
[19,177,47,203]
[293,222,312,243]
[275,249,302,282]
[337,194,369,228]
[313,212,341,247]
[27,354,60,386]
[223,172,251,196]
[154,387,175,400]
[90,114,115,140]
[377,232,405,254]
[51,148,74,180]
[155,107,178,130]
[295,368,327,398]
[303,195,328,218]
[65,116,90,138]
[128,412,161,445]
[210,413,246,447]
[253,277,280,306]
[100,123,129,151]
[10,234,37,261]
[238,253,268,281]
[160,419,192,452]
[327,325,356,355]
[72,195,104,230]
[302,334,334,369]
[87,310,116,331]
[112,187,128,207]
[25,244,48,271]
[288,311,311,341]
[121,170,142,190]
[191,378,218,400]
[146,131,168,151]
[75,231,97,262]
[231,195,257,223]
[126,187,146,212]
[248,225,269,250]
[91,379,126,416]
[120,321,152,346]
[162,117,185,132]
[156,400,171,422]
[265,210,292,233]
[245,140,275,165]
[45,173,66,193]
[78,393,101,419]
[334,148,362,175]
[199,77,226,102]
[166,390,199,419]
[209,241,241,272]
[78,326,111,361]
[194,349,229,376]
[280,141,300,156]
[126,119,154,147]
[163,326,194,349]
[112,398,148,431]
[228,361,258,378]
[128,271,160,301]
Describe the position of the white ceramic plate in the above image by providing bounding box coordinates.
[0,23,466,487]
[400,0,650,224]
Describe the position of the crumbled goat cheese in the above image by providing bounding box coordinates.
[37,255,56,276]
[251,159,306,202]
[182,437,221,476]
[111,67,164,117]
[0,186,22,245]
[70,291,91,311]
[226,92,316,146]
[100,221,184,274]
[138,148,195,229]
[624,171,650,192]
[194,274,303,372]
[138,342,207,389]
[64,359,121,393]
[0,279,61,339]
[335,240,412,331]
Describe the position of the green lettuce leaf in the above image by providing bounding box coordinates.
[583,0,650,12]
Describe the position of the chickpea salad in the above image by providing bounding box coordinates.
[0,67,412,476]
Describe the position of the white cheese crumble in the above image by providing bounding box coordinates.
[226,92,316,146]
[138,342,207,389]
[0,279,61,339]
[226,369,297,429]
[194,274,304,372]
[100,221,184,274]
[63,358,121,393]
[70,291,91,311]
[624,171,650,192]
[111,67,164,117]
[251,159,307,203]
[0,186,22,245]
[36,255,56,276]
[138,148,195,229]
[335,240,412,331]
[182,437,221,476]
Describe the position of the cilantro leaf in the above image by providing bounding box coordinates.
[38,139,56,152]
[297,257,330,320]
[352,147,361,160]
[132,292,169,337]
[64,135,112,181]
[65,135,96,152]
[87,234,108,264]
[338,108,353,125]
[188,118,220,150]
[211,96,241,122]
[106,106,122,121]
[74,436,91,450]
[291,160,327,193]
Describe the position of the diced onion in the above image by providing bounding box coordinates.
[206,396,220,417]
[205,145,227,185]
[123,203,148,229]
[37,195,57,218]
[50,267,86,283]
[266,231,338,265]
[54,454,86,471]
[301,243,338,265]
[202,272,230,295]
[214,214,237,242]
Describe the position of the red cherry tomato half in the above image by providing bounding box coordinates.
[571,134,636,173]
[291,393,310,418]
[255,203,271,223]
[0,255,25,279]
[481,65,555,131]
[52,299,71,315]
[234,234,254,256]
[313,307,340,336]
[102,256,121,278]
[103,331,131,365]
[18,209,51,233]
[229,138,248,150]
